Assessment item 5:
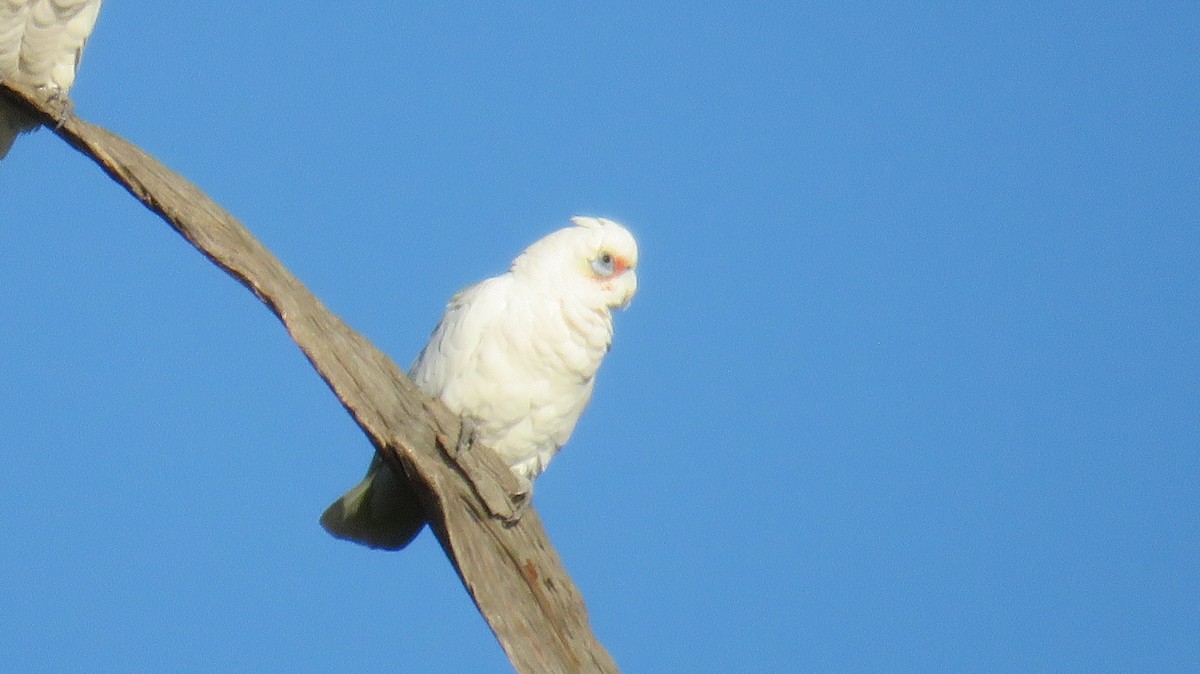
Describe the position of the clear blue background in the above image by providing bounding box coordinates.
[2,3,1197,672]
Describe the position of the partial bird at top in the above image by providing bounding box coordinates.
[0,0,103,158]
[321,216,640,550]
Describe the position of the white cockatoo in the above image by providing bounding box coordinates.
[321,216,639,550]
[0,0,102,158]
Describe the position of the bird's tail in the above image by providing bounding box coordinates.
[0,103,30,159]
[320,455,426,551]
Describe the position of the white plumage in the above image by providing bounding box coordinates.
[322,216,640,550]
[0,0,102,158]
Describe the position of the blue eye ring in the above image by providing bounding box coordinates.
[591,251,616,277]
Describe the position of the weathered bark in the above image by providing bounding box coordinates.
[1,82,619,674]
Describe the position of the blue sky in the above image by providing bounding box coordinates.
[2,3,1197,672]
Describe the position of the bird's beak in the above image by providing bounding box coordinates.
[613,270,638,309]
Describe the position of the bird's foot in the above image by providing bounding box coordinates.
[454,415,480,457]
[41,89,74,129]
[502,475,532,527]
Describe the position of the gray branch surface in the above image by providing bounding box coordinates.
[1,82,619,674]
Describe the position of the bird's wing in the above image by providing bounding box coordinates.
[409,274,516,401]
[0,2,31,79]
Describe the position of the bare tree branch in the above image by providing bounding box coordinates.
[2,82,619,674]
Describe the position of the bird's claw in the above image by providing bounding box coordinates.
[36,88,74,129]
[454,416,479,457]
[501,476,532,526]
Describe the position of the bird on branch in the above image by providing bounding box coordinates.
[0,0,103,158]
[321,216,640,550]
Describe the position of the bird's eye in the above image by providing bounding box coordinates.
[591,252,616,277]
